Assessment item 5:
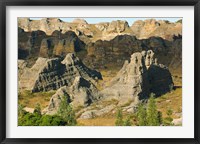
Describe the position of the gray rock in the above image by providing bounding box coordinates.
[44,76,99,115]
[19,53,102,92]
[79,105,115,119]
[79,110,95,119]
[100,50,173,105]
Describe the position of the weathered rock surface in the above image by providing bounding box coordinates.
[19,53,102,92]
[131,19,182,41]
[18,18,182,42]
[18,18,182,73]
[79,105,115,119]
[172,117,182,126]
[18,59,27,78]
[84,35,181,74]
[53,31,85,56]
[44,76,99,115]
[100,50,173,104]
[18,29,47,59]
[18,30,85,59]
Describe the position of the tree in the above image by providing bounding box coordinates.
[57,96,77,126]
[137,103,147,126]
[115,108,123,126]
[146,93,160,126]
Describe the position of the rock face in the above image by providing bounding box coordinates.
[131,19,182,41]
[19,53,102,92]
[44,76,99,115]
[18,18,182,42]
[18,18,182,73]
[79,105,115,119]
[18,28,47,59]
[18,29,85,59]
[53,31,85,56]
[84,35,182,74]
[100,50,173,104]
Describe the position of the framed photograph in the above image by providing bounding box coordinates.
[0,0,200,143]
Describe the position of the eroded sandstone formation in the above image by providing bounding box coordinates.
[18,53,102,92]
[44,76,99,115]
[100,50,173,104]
[18,18,182,42]
[18,30,85,59]
[42,50,173,116]
[131,19,182,41]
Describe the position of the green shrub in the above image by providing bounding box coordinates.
[115,108,123,126]
[123,116,132,126]
[137,103,147,126]
[57,96,77,126]
[146,93,160,126]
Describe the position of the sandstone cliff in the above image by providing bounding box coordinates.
[84,35,182,74]
[18,18,182,42]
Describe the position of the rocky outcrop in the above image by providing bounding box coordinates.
[18,29,85,59]
[79,105,115,119]
[53,31,85,56]
[18,29,47,59]
[19,53,102,92]
[131,19,182,41]
[38,50,173,117]
[18,18,182,73]
[84,35,181,73]
[44,76,99,115]
[100,50,173,104]
[18,60,27,79]
[18,18,182,43]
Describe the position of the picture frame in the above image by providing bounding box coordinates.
[0,0,200,143]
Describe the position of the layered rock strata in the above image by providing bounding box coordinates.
[44,76,99,115]
[18,53,102,92]
[100,50,173,104]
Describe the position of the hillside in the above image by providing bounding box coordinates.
[18,18,182,126]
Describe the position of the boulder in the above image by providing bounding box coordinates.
[172,117,182,126]
[79,105,115,119]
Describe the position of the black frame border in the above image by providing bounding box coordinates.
[0,0,200,144]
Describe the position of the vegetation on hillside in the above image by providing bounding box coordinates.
[18,95,77,126]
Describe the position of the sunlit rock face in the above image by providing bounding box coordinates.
[100,50,173,104]
[18,53,102,92]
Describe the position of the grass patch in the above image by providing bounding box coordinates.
[18,90,56,109]
[156,87,182,119]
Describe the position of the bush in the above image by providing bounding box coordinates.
[18,111,67,126]
[115,108,123,126]
[18,102,69,126]
[39,115,67,126]
[123,116,132,126]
